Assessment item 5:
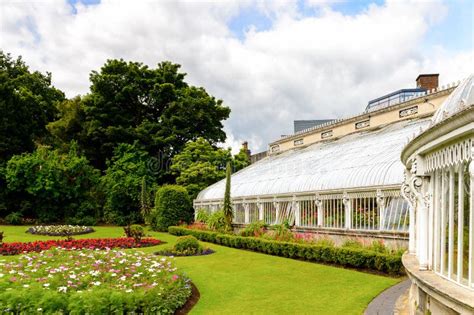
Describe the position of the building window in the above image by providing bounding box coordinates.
[271,145,280,153]
[294,138,304,146]
[432,161,472,288]
[355,119,370,129]
[399,106,418,118]
[321,130,333,139]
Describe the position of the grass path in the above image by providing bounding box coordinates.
[0,225,399,314]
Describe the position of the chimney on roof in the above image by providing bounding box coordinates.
[241,141,251,158]
[416,74,439,90]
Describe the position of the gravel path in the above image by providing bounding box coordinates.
[364,279,411,315]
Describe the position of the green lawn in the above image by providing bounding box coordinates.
[1,225,399,314]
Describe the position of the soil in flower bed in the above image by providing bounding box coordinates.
[156,248,215,257]
[0,237,161,255]
[175,282,200,315]
[26,225,95,236]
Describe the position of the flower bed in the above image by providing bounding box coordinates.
[169,226,403,275]
[26,225,94,236]
[0,237,161,256]
[0,248,191,313]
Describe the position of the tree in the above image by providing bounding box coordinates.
[171,137,231,199]
[233,147,250,172]
[223,161,233,231]
[47,96,87,152]
[101,142,156,225]
[4,143,100,223]
[78,59,230,173]
[0,51,65,163]
[139,176,153,224]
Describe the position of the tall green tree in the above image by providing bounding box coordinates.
[223,161,233,231]
[47,96,87,152]
[101,142,157,225]
[78,59,230,174]
[0,51,65,162]
[171,137,231,199]
[233,147,250,172]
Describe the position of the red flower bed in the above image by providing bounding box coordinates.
[0,237,161,256]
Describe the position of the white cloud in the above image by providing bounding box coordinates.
[1,0,472,154]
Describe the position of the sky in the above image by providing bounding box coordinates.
[1,0,473,153]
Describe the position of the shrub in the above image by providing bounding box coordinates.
[240,221,267,237]
[0,248,191,313]
[168,226,403,275]
[207,210,227,231]
[313,237,335,247]
[5,211,23,225]
[150,185,192,231]
[174,235,200,253]
[195,209,210,223]
[368,240,388,254]
[264,222,294,242]
[342,239,364,248]
[156,235,213,257]
[65,215,97,226]
[123,224,145,243]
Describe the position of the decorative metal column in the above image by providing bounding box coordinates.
[469,160,473,285]
[244,202,250,224]
[410,172,431,270]
[401,170,416,254]
[376,189,385,230]
[273,197,280,225]
[293,195,301,227]
[343,192,351,229]
[257,198,264,221]
[315,193,323,227]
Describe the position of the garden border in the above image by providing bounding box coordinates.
[168,226,404,275]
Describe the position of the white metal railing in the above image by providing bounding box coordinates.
[381,197,410,231]
[249,203,259,223]
[278,201,294,225]
[351,197,378,230]
[322,198,345,228]
[233,203,245,224]
[194,188,410,233]
[299,200,318,227]
[262,202,277,225]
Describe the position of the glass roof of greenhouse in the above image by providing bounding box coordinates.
[196,118,431,201]
[431,74,474,125]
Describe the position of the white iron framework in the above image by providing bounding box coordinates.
[401,75,473,314]
[195,118,430,233]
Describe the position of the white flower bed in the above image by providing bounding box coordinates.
[26,225,94,236]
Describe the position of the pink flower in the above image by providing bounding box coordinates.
[172,275,179,281]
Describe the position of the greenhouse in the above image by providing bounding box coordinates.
[401,75,473,314]
[195,118,432,234]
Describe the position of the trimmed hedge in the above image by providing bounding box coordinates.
[151,185,193,231]
[168,226,403,275]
